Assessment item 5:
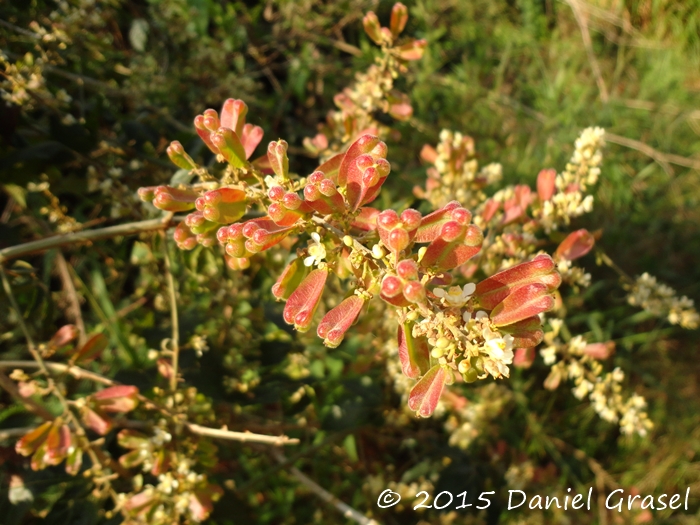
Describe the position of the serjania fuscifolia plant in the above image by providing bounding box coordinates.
[140,3,562,418]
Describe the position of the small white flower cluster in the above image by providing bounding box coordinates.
[627,272,699,329]
[541,319,653,437]
[420,129,502,209]
[410,305,515,381]
[443,383,512,450]
[556,258,591,288]
[537,127,605,232]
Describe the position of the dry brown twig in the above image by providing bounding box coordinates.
[271,449,380,525]
[564,0,610,103]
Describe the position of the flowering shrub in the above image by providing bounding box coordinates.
[1,2,699,524]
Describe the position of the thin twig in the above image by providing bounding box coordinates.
[55,252,87,346]
[0,426,36,441]
[606,132,700,172]
[186,423,299,446]
[0,360,114,386]
[0,215,178,265]
[271,450,380,525]
[0,361,300,446]
[160,233,180,392]
[296,31,363,57]
[565,0,609,103]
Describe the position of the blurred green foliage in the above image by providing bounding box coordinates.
[1,0,699,524]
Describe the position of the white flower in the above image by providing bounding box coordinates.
[303,232,326,267]
[541,345,557,365]
[264,175,283,190]
[433,283,476,307]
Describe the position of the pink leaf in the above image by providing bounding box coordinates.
[498,316,544,348]
[474,254,560,310]
[490,283,555,327]
[337,134,387,186]
[283,269,328,332]
[272,258,310,301]
[414,201,463,243]
[317,295,365,348]
[82,407,113,435]
[537,169,556,201]
[408,365,446,417]
[16,421,52,457]
[220,98,248,136]
[395,39,427,61]
[93,385,139,413]
[555,229,595,261]
[241,123,264,159]
[513,348,536,368]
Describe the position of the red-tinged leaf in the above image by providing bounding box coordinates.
[414,201,462,242]
[211,128,247,168]
[44,421,71,466]
[93,385,139,413]
[408,365,446,417]
[150,448,169,476]
[303,133,329,156]
[119,449,145,469]
[272,258,310,301]
[314,153,345,183]
[390,2,409,37]
[555,229,595,261]
[583,342,615,360]
[283,269,328,332]
[30,439,49,471]
[48,325,78,350]
[498,316,544,348]
[394,38,427,61]
[82,407,113,435]
[241,123,264,159]
[220,98,248,136]
[474,254,560,310]
[123,490,156,513]
[362,11,382,45]
[317,295,365,348]
[16,421,52,456]
[544,366,562,390]
[537,168,557,201]
[397,323,430,379]
[387,90,413,121]
[351,207,379,231]
[491,283,555,327]
[157,358,173,379]
[189,485,224,522]
[420,228,483,271]
[65,445,83,475]
[337,135,386,187]
[117,429,149,449]
[514,348,536,368]
[73,333,108,365]
[420,144,438,163]
[152,186,198,212]
[251,153,274,175]
[482,199,500,222]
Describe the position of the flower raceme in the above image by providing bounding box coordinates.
[138,100,562,419]
[135,5,563,419]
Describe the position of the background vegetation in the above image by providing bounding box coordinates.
[1,0,699,523]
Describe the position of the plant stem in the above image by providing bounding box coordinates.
[0,215,178,265]
[0,361,300,446]
[161,232,180,392]
[271,450,379,525]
